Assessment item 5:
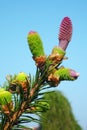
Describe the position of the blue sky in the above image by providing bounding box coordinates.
[0,0,87,129]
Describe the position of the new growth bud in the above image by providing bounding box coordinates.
[27,31,45,57]
[0,89,12,105]
[54,68,79,81]
[48,46,66,67]
[16,72,28,82]
[10,72,30,93]
[16,72,29,92]
[27,31,46,67]
[48,67,79,87]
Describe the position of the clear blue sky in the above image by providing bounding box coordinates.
[0,0,87,129]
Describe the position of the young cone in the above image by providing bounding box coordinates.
[58,17,72,50]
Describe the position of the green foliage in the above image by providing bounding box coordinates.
[40,91,82,130]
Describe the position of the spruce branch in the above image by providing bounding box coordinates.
[0,16,79,130]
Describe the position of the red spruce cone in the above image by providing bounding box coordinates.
[58,17,72,50]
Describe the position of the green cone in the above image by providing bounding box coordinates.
[27,31,45,58]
